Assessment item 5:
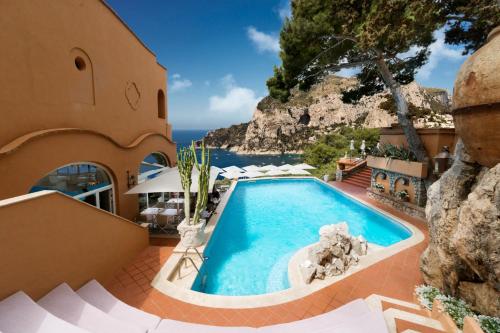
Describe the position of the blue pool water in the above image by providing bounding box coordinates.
[192,178,411,296]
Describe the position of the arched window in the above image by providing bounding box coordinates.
[70,48,95,105]
[30,163,114,213]
[157,89,166,119]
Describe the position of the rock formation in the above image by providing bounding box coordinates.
[204,76,452,154]
[300,222,368,284]
[420,140,500,316]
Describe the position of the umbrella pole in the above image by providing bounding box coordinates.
[146,194,149,208]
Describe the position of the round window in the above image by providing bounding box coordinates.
[74,57,86,71]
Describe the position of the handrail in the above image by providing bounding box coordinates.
[183,246,207,263]
[177,246,208,280]
[341,159,368,178]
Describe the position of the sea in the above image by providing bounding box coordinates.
[173,129,302,169]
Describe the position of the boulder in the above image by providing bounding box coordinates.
[300,222,368,284]
[420,140,500,316]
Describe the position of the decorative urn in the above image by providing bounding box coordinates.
[177,218,206,248]
[452,26,500,167]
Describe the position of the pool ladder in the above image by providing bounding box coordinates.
[178,247,208,280]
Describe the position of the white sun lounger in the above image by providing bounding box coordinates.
[151,299,387,333]
[77,279,161,331]
[152,320,255,333]
[257,298,370,332]
[37,283,144,333]
[0,291,89,333]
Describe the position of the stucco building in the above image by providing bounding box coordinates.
[0,0,176,220]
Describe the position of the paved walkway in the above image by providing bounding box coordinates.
[105,182,428,327]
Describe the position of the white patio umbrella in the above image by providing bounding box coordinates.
[126,166,220,195]
[240,170,264,178]
[259,164,279,171]
[242,165,260,171]
[220,171,245,179]
[137,167,170,184]
[223,165,244,173]
[293,163,316,170]
[288,168,311,175]
[265,169,288,176]
[278,164,294,170]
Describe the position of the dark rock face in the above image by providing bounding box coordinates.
[420,139,500,316]
[204,123,249,149]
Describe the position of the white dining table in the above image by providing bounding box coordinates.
[167,198,184,204]
[140,207,163,222]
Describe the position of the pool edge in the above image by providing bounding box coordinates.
[151,177,425,309]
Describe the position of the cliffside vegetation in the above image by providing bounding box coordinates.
[303,127,379,178]
[267,0,499,162]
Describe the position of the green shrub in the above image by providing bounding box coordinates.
[415,285,500,332]
[371,143,417,161]
[436,295,475,329]
[478,315,500,333]
[303,126,380,177]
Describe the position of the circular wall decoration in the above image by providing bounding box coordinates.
[125,81,141,110]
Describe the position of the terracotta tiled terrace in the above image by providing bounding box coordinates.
[105,181,428,327]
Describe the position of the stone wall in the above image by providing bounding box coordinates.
[420,139,500,316]
[367,189,426,220]
[370,167,427,207]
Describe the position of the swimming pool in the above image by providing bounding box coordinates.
[192,178,411,296]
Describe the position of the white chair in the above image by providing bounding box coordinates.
[37,283,144,333]
[0,291,89,333]
[77,279,160,331]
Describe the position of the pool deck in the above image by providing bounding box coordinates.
[105,181,428,327]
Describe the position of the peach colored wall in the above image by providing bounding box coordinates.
[0,0,172,147]
[0,129,176,220]
[379,127,457,157]
[0,191,149,300]
[0,0,177,219]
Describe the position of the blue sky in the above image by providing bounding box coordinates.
[106,0,467,130]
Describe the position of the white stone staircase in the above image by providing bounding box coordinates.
[0,280,390,333]
[366,294,458,333]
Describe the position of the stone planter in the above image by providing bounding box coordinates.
[452,26,500,167]
[177,218,206,248]
[367,155,427,178]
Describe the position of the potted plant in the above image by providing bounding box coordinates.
[374,183,385,193]
[177,140,211,248]
[395,189,409,202]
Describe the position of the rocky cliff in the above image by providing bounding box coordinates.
[204,76,452,154]
[421,140,500,316]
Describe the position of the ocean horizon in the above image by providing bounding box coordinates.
[172,129,302,169]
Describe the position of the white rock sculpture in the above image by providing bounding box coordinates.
[300,222,368,284]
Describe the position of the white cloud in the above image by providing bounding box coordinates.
[399,29,465,81]
[277,1,291,21]
[247,26,280,54]
[209,74,261,117]
[416,30,464,80]
[170,74,192,92]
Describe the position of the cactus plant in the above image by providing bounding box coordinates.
[177,145,195,222]
[191,140,211,225]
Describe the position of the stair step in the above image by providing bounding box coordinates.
[395,318,446,333]
[344,178,370,185]
[381,301,428,317]
[383,308,445,333]
[343,181,370,188]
